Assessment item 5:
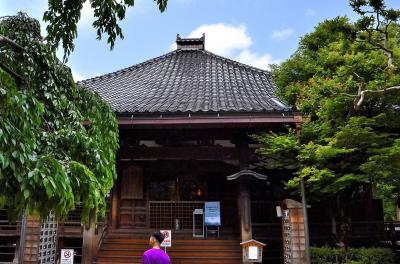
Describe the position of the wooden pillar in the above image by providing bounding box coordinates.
[238,178,252,241]
[21,215,41,264]
[111,184,118,230]
[81,210,95,264]
[237,138,252,242]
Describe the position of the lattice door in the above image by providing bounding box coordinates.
[37,213,58,264]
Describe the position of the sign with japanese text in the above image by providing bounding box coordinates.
[205,201,221,226]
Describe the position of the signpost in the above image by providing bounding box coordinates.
[160,230,172,252]
[204,201,221,226]
[61,249,74,264]
[205,201,221,237]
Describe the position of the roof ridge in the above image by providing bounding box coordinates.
[77,49,272,85]
[199,50,272,74]
[77,50,178,85]
[77,47,291,114]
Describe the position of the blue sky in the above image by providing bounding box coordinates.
[1,0,399,80]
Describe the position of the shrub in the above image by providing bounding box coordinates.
[310,247,394,264]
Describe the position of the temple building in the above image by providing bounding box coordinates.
[0,35,386,264]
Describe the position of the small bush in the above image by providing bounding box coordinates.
[310,247,394,264]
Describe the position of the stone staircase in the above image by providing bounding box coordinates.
[94,232,242,264]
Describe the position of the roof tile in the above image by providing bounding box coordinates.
[78,49,290,114]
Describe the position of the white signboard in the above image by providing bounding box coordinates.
[204,201,221,226]
[160,230,172,247]
[61,249,74,264]
[248,246,258,260]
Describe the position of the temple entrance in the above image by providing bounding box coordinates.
[117,160,239,236]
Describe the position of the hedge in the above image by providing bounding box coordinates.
[310,247,394,264]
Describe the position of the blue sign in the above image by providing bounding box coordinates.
[204,201,221,226]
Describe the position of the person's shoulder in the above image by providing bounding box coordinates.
[143,248,154,256]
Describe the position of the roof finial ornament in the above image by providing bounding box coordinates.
[176,34,205,51]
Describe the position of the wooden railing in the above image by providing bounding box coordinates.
[0,209,20,237]
[149,201,204,229]
[58,205,83,237]
[0,220,19,236]
[0,209,19,262]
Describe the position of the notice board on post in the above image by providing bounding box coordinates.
[204,201,221,226]
[61,249,74,264]
[160,230,172,247]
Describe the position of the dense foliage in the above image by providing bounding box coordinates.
[255,0,400,220]
[44,0,168,60]
[311,247,394,264]
[0,13,119,222]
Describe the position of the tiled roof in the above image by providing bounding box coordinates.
[78,49,290,114]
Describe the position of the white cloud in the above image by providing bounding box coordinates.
[187,23,251,57]
[271,28,294,40]
[173,23,281,70]
[78,1,94,27]
[235,50,280,70]
[71,70,86,81]
[305,9,316,17]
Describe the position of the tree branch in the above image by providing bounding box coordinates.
[338,85,400,109]
[0,35,26,87]
[0,36,24,51]
[0,60,23,83]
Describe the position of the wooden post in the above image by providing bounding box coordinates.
[281,199,307,264]
[238,178,252,241]
[81,210,95,264]
[111,184,118,230]
[237,138,252,242]
[21,214,41,264]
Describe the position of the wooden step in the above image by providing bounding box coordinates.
[95,234,242,264]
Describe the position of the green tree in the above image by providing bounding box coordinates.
[255,1,400,221]
[0,13,119,222]
[44,0,168,61]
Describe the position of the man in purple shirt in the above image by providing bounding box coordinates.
[142,231,171,264]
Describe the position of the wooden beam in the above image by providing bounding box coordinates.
[118,146,240,161]
[117,115,299,129]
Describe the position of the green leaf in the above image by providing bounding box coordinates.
[23,189,30,199]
